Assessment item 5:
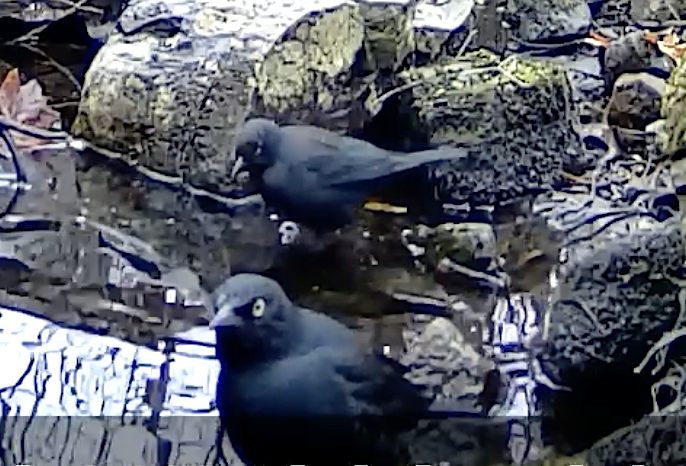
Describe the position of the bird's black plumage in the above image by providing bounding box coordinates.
[211,273,431,466]
[232,118,468,232]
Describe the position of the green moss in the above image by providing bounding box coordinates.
[394,49,566,145]
[254,5,365,112]
[661,57,686,154]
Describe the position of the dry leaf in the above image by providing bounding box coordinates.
[0,68,61,151]
[644,31,659,44]
[656,31,686,60]
[583,31,611,48]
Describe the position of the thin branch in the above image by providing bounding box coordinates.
[7,0,93,45]
[16,43,81,90]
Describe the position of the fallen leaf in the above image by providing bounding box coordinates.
[0,68,61,151]
[656,31,686,60]
[644,31,659,44]
[583,31,612,48]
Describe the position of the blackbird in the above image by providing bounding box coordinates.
[211,273,431,466]
[231,118,468,234]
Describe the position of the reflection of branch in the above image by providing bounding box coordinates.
[6,0,93,45]
[635,328,686,374]
[48,0,103,14]
[0,115,266,211]
[15,43,81,90]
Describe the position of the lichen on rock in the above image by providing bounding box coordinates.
[250,3,373,133]
[661,55,686,155]
[392,49,569,146]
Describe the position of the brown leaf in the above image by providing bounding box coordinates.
[655,31,686,61]
[583,31,611,48]
[644,31,659,44]
[0,68,61,151]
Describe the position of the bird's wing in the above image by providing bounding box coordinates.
[234,346,427,421]
[235,350,357,417]
[279,126,402,187]
[319,348,431,430]
[293,307,359,352]
[285,128,469,187]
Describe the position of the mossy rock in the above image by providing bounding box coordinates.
[390,49,569,146]
[661,56,686,155]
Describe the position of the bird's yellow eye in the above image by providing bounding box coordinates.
[252,298,266,318]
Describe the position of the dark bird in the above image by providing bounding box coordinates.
[231,118,468,234]
[211,273,431,466]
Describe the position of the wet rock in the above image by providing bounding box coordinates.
[494,207,564,296]
[402,221,498,273]
[585,415,686,466]
[72,0,476,191]
[505,0,592,44]
[412,0,476,63]
[0,0,124,35]
[606,72,664,151]
[400,312,500,466]
[250,0,412,132]
[593,0,632,27]
[401,312,492,408]
[602,31,670,88]
[393,50,570,146]
[539,221,684,454]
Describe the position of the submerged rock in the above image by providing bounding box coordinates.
[400,312,500,466]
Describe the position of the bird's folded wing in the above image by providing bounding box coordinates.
[239,350,359,417]
[325,349,431,423]
[281,128,402,187]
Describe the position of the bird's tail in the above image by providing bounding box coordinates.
[388,147,469,174]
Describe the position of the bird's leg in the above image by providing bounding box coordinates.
[220,194,264,217]
[277,219,302,245]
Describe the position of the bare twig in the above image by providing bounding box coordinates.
[635,328,686,374]
[48,0,103,14]
[7,0,93,45]
[50,101,79,109]
[16,43,81,90]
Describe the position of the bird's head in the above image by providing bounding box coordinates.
[211,273,294,365]
[230,118,280,180]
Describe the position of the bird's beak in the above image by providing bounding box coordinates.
[230,155,245,181]
[210,304,243,329]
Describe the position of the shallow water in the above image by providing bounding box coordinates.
[1,4,680,466]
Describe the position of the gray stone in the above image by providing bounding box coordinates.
[631,0,686,24]
[506,0,592,43]
[72,0,476,191]
[543,220,683,383]
[380,50,575,204]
